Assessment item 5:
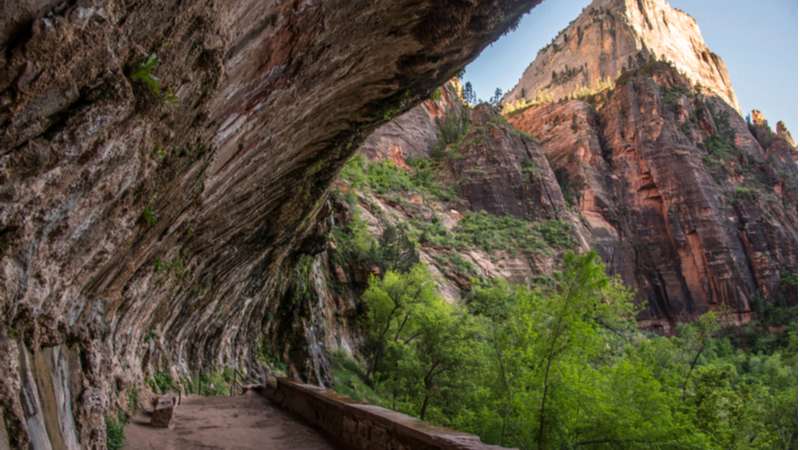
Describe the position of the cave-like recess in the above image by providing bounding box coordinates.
[0,1,540,448]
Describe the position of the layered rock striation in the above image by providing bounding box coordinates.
[0,1,539,447]
[504,0,740,111]
[509,62,797,328]
[317,82,582,307]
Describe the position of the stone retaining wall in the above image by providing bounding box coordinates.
[258,378,514,450]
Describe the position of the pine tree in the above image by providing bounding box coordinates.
[491,88,503,105]
[463,82,476,105]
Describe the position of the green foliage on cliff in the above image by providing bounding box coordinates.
[141,206,158,226]
[331,206,419,276]
[183,369,236,396]
[430,87,443,102]
[105,412,126,450]
[412,212,574,255]
[146,372,175,394]
[432,110,470,159]
[339,155,454,201]
[128,54,177,104]
[702,107,739,167]
[129,54,162,96]
[333,253,798,450]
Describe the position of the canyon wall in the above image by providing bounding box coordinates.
[310,59,795,338]
[504,0,740,111]
[0,1,540,448]
[509,62,797,328]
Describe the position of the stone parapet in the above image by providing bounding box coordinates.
[259,378,514,450]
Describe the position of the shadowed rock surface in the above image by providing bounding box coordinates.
[0,1,540,447]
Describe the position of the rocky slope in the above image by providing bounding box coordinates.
[309,58,795,347]
[0,1,539,448]
[279,83,588,398]
[504,0,740,111]
[509,61,797,329]
[320,59,796,335]
[311,82,583,307]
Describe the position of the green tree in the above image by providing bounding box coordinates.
[333,251,797,450]
[463,81,476,105]
[361,265,439,380]
[490,87,503,105]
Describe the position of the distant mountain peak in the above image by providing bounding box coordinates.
[504,0,740,111]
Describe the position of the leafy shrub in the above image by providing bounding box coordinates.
[432,251,479,280]
[661,85,691,110]
[430,87,443,102]
[153,146,169,160]
[106,412,126,450]
[733,185,757,201]
[365,160,417,194]
[129,54,162,96]
[407,158,455,200]
[703,106,739,167]
[412,212,575,256]
[329,350,386,406]
[704,134,736,161]
[141,207,158,226]
[257,340,288,376]
[431,111,470,159]
[521,158,539,176]
[453,212,574,254]
[338,154,369,188]
[339,154,454,201]
[185,370,234,396]
[127,388,139,412]
[146,372,174,394]
[333,211,418,274]
[128,54,177,103]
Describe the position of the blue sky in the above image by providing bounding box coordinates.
[463,0,798,137]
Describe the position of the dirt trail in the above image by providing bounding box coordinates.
[123,391,338,450]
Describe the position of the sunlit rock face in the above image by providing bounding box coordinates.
[503,0,740,111]
[509,64,797,331]
[0,0,538,447]
[749,109,799,163]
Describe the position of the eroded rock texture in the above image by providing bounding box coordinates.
[504,0,740,111]
[510,63,797,330]
[0,1,539,447]
[298,82,581,323]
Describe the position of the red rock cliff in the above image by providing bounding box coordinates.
[509,62,797,329]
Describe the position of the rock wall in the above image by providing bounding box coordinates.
[0,1,540,448]
[320,84,584,306]
[504,0,740,111]
[509,63,797,329]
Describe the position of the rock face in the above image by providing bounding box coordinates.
[149,395,176,428]
[509,62,797,329]
[0,1,539,448]
[448,106,568,221]
[504,0,740,111]
[310,82,581,311]
[749,109,798,163]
